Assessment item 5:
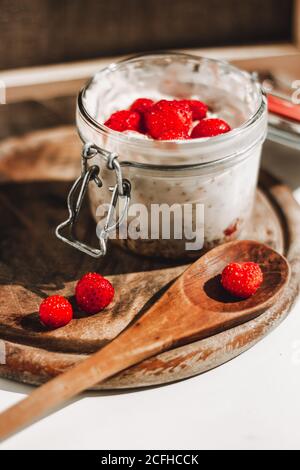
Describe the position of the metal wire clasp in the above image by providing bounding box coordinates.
[55,143,131,258]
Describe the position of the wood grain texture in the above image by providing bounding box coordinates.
[0,126,299,389]
[0,0,294,71]
[0,97,75,140]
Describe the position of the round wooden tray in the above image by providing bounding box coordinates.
[0,126,299,390]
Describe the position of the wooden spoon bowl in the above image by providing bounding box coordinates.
[188,239,289,313]
[136,239,290,349]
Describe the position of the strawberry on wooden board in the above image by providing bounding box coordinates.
[39,295,73,329]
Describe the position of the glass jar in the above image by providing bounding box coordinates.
[60,53,267,260]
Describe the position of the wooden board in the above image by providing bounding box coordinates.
[0,126,299,390]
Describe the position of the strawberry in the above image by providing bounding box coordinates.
[75,272,114,314]
[130,98,154,114]
[39,295,73,329]
[178,99,208,120]
[144,100,192,139]
[221,262,263,299]
[104,110,141,132]
[191,118,231,138]
[157,129,189,140]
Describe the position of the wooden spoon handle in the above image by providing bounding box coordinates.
[0,320,164,442]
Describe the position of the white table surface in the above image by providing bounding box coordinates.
[1,140,300,450]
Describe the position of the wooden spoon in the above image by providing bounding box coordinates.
[0,240,290,441]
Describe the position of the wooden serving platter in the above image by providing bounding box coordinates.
[0,126,299,390]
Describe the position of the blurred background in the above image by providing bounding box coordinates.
[0,0,294,69]
[0,0,299,189]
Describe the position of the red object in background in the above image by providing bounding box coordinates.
[268,94,300,123]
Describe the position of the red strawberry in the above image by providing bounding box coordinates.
[157,129,189,140]
[144,100,192,139]
[191,118,231,138]
[130,98,154,114]
[104,110,141,132]
[178,99,208,120]
[75,272,114,314]
[221,262,263,299]
[39,295,73,329]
